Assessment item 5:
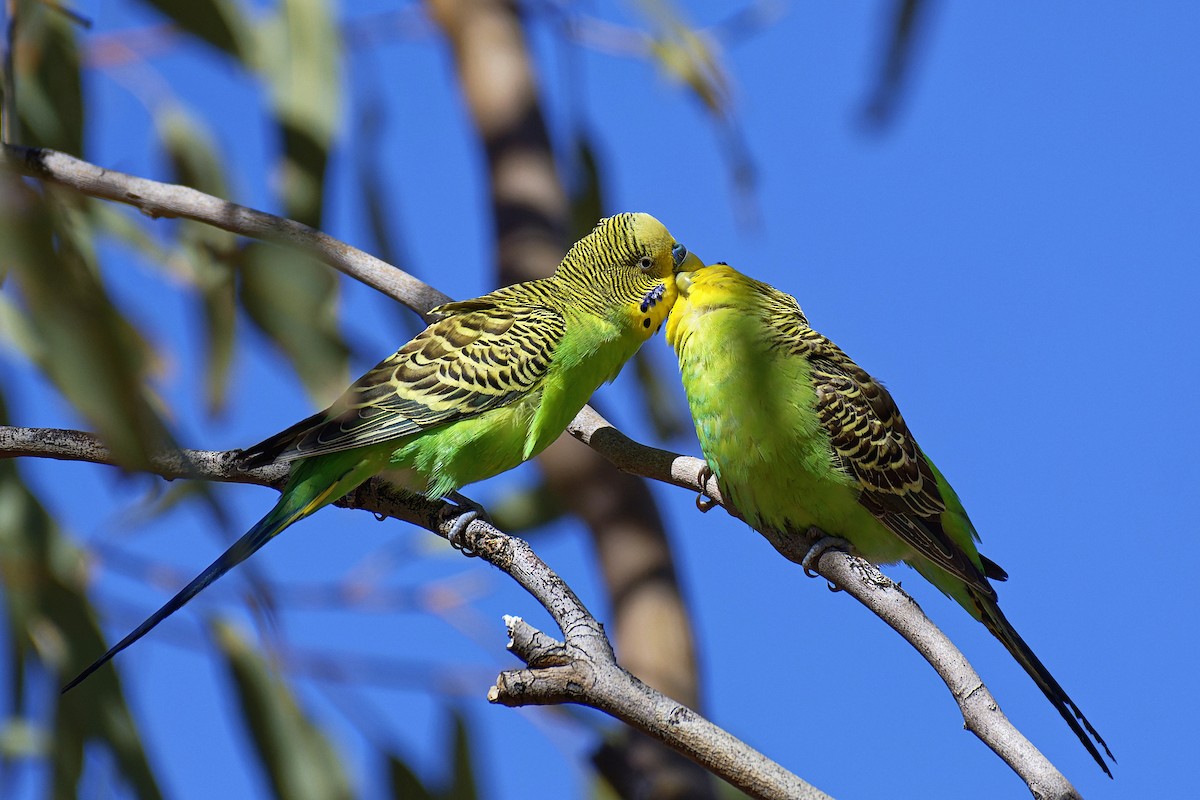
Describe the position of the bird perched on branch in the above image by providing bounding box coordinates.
[66,212,694,691]
[665,258,1114,776]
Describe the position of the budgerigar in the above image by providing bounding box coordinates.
[65,213,692,691]
[665,259,1113,776]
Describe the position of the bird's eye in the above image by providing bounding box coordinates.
[639,256,654,271]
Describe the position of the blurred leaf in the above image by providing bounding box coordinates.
[568,134,605,244]
[136,0,251,59]
[353,72,423,342]
[253,0,342,226]
[234,0,349,401]
[238,241,349,404]
[632,348,690,440]
[488,480,566,534]
[387,754,435,800]
[14,0,84,153]
[862,0,931,130]
[0,176,173,470]
[0,718,48,758]
[157,105,240,414]
[635,0,733,118]
[0,399,163,799]
[445,710,478,800]
[212,619,353,800]
[383,710,478,800]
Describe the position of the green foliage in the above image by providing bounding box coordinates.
[213,620,354,800]
[138,0,251,59]
[386,711,479,800]
[0,405,162,799]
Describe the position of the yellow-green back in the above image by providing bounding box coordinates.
[666,262,988,594]
[242,211,688,498]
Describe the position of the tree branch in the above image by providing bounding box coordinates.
[0,144,1080,798]
[424,1,710,794]
[0,143,449,317]
[0,426,827,800]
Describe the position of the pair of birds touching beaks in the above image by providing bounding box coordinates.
[64,212,1114,778]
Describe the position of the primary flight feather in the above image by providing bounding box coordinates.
[665,259,1113,776]
[66,212,692,691]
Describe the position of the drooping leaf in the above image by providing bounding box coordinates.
[444,710,479,800]
[13,0,84,154]
[136,0,251,59]
[568,134,605,244]
[156,105,240,414]
[232,0,349,401]
[237,241,349,404]
[634,0,733,119]
[252,0,342,226]
[387,754,436,800]
[861,0,931,130]
[632,348,690,441]
[382,710,478,800]
[0,400,163,800]
[212,619,353,800]
[0,175,173,470]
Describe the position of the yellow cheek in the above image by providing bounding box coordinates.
[634,280,677,338]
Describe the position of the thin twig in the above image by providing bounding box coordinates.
[0,426,826,799]
[0,423,1081,798]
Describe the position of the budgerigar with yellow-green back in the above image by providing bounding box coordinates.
[666,258,1113,776]
[66,212,694,691]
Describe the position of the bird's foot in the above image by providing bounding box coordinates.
[801,530,851,578]
[695,464,718,513]
[442,491,489,557]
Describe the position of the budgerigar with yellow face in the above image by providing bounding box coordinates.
[666,258,1113,776]
[66,212,692,691]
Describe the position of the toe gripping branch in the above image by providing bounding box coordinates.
[695,464,719,513]
[444,491,488,557]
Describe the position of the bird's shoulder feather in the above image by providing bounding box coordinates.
[238,295,566,466]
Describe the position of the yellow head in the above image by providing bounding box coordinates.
[557,212,694,337]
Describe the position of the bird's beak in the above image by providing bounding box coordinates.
[673,250,705,295]
[675,250,705,274]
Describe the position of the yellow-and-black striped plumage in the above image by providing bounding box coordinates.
[65,212,692,692]
[668,260,1113,776]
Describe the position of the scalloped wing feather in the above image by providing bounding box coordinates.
[239,301,565,466]
[761,285,993,596]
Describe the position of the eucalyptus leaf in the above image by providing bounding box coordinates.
[136,0,251,59]
[238,241,349,404]
[0,400,163,799]
[213,620,353,800]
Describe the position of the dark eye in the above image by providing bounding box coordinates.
[638,256,654,271]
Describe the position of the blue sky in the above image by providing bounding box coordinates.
[5,2,1198,798]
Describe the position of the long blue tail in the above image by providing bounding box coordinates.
[62,502,299,693]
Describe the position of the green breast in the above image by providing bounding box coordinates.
[675,301,879,541]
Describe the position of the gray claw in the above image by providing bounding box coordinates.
[801,531,851,578]
[443,492,489,557]
[695,464,718,513]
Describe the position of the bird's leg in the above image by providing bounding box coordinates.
[695,463,718,513]
[801,529,851,579]
[442,491,489,558]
